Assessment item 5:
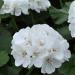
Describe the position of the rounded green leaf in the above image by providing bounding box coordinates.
[0,51,9,67]
[0,26,12,53]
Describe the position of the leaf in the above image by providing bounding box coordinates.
[0,73,3,75]
[49,6,67,25]
[0,26,12,53]
[0,14,11,19]
[49,2,71,25]
[0,66,21,75]
[59,54,75,75]
[56,25,71,39]
[0,51,9,67]
[7,66,21,75]
[0,0,3,8]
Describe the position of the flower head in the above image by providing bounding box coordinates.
[68,1,75,37]
[29,0,51,13]
[0,0,51,16]
[0,0,29,16]
[68,1,75,23]
[11,24,71,74]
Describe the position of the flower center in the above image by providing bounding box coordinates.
[22,52,27,57]
[47,58,52,63]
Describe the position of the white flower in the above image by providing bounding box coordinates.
[40,33,71,74]
[11,27,31,67]
[41,56,62,74]
[11,24,71,74]
[68,1,75,37]
[68,1,75,23]
[69,23,75,37]
[0,0,29,16]
[0,0,51,16]
[29,0,51,13]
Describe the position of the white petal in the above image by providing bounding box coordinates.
[53,51,64,61]
[41,64,46,74]
[69,23,75,37]
[64,50,71,61]
[21,5,29,14]
[14,8,21,16]
[52,59,62,68]
[23,56,31,68]
[15,59,24,66]
[34,58,44,68]
[45,63,55,74]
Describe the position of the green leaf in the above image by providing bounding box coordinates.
[0,51,9,67]
[0,0,3,8]
[0,73,3,75]
[0,14,10,19]
[0,26,12,53]
[59,54,75,75]
[49,6,67,25]
[49,2,70,25]
[7,66,21,75]
[56,25,71,39]
[0,66,21,75]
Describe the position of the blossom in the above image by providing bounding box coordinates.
[11,27,31,67]
[0,0,51,16]
[11,24,71,74]
[29,0,51,13]
[41,56,62,74]
[0,0,29,16]
[69,23,75,37]
[68,1,75,37]
[40,33,71,74]
[68,1,75,23]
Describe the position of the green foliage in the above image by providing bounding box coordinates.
[0,0,74,75]
[49,2,71,25]
[49,6,67,24]
[0,14,10,19]
[0,51,9,67]
[0,26,11,67]
[0,0,3,9]
[0,26,12,53]
[0,66,21,75]
[59,54,75,75]
[56,25,71,39]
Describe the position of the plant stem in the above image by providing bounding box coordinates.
[12,16,19,31]
[31,12,36,24]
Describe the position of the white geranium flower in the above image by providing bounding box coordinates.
[69,23,75,37]
[0,0,29,16]
[68,1,75,37]
[0,0,51,16]
[11,24,71,74]
[68,1,75,23]
[29,0,51,13]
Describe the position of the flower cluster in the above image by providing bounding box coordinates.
[0,0,51,16]
[11,24,71,74]
[68,1,75,37]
